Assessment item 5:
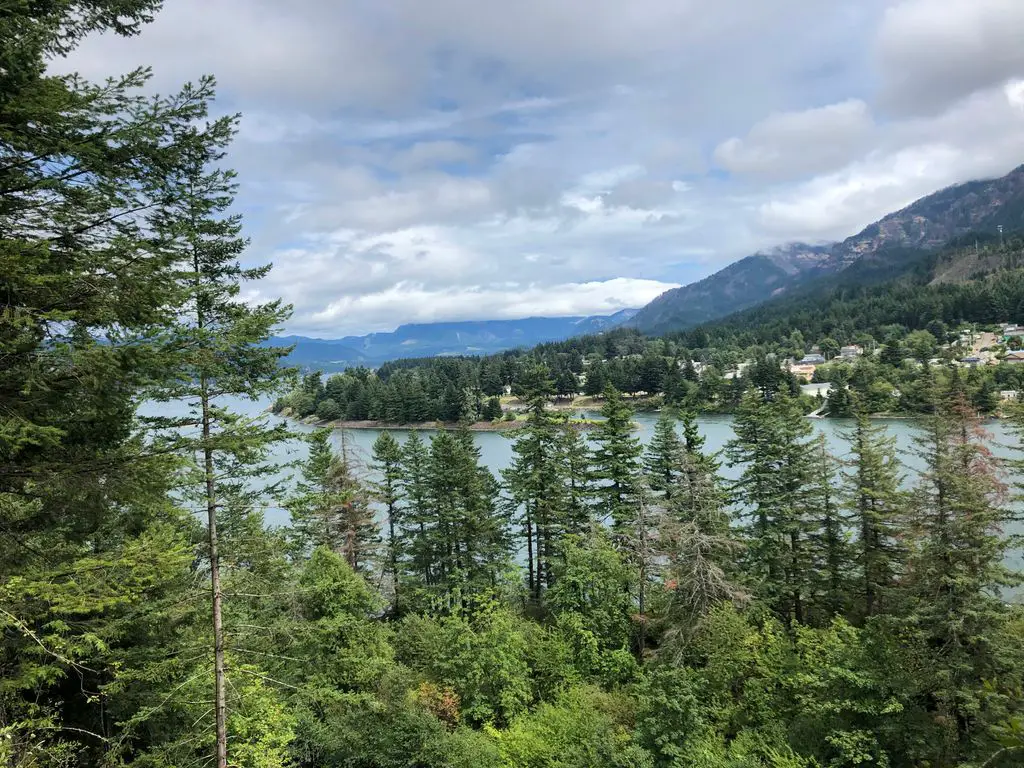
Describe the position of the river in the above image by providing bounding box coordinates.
[143,395,1023,574]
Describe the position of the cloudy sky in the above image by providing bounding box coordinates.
[62,0,1024,337]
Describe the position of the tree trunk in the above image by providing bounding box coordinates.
[201,383,228,768]
[388,506,399,611]
[525,504,535,598]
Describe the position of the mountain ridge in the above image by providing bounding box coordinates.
[276,309,639,371]
[631,163,1024,334]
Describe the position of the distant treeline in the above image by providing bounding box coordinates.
[275,237,1024,423]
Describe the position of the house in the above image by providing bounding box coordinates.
[790,363,817,379]
[722,361,751,380]
[801,382,832,398]
[839,345,863,358]
[1004,351,1024,364]
[1000,390,1019,402]
[960,356,982,366]
[798,353,826,365]
[677,360,707,375]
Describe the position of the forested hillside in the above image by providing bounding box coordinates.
[633,164,1024,334]
[276,235,1024,424]
[625,243,834,334]
[275,310,638,371]
[3,4,1024,768]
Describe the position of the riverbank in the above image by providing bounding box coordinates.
[272,408,601,432]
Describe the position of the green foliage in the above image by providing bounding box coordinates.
[547,532,638,681]
[645,409,683,498]
[4,3,1024,765]
[395,603,533,728]
[504,365,569,598]
[591,385,644,530]
[496,686,653,768]
[727,390,822,625]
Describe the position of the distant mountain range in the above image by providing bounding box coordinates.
[630,163,1024,334]
[276,309,639,371]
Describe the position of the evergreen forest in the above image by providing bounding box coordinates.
[3,4,1024,768]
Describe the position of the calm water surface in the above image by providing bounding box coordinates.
[144,396,1022,573]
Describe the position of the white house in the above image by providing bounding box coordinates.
[801,383,833,398]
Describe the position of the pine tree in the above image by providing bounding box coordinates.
[400,431,434,590]
[329,438,381,577]
[584,362,608,397]
[904,382,1020,764]
[807,434,851,620]
[503,365,566,599]
[843,407,905,619]
[289,429,339,551]
[372,431,405,609]
[659,411,741,648]
[670,410,727,536]
[144,106,292,768]
[590,384,643,531]
[616,486,663,658]
[826,369,853,417]
[425,430,510,606]
[0,7,280,762]
[726,389,818,626]
[644,409,682,499]
[557,421,594,536]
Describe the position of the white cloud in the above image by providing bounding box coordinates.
[48,0,1024,335]
[876,0,1024,116]
[757,144,964,240]
[757,84,1024,240]
[714,100,874,179]
[300,278,678,336]
[1007,80,1024,112]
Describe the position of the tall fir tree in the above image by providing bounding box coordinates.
[590,384,643,531]
[556,422,594,536]
[659,411,740,649]
[372,431,405,609]
[424,429,510,608]
[807,434,851,620]
[843,406,906,620]
[288,429,339,552]
[726,389,818,626]
[144,105,292,768]
[904,380,1021,764]
[672,410,728,535]
[399,431,433,591]
[503,365,566,599]
[329,437,382,577]
[0,5,273,762]
[644,408,683,499]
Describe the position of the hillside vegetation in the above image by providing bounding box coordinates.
[632,164,1024,334]
[3,3,1024,768]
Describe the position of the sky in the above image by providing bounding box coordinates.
[60,0,1024,337]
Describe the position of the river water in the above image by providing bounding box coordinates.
[144,396,1023,574]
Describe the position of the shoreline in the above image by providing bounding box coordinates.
[269,405,1009,433]
[271,409,600,432]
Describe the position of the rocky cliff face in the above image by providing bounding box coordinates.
[829,164,1024,268]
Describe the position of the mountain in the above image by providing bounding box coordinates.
[276,309,638,371]
[695,231,1024,350]
[632,163,1024,334]
[628,243,835,334]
